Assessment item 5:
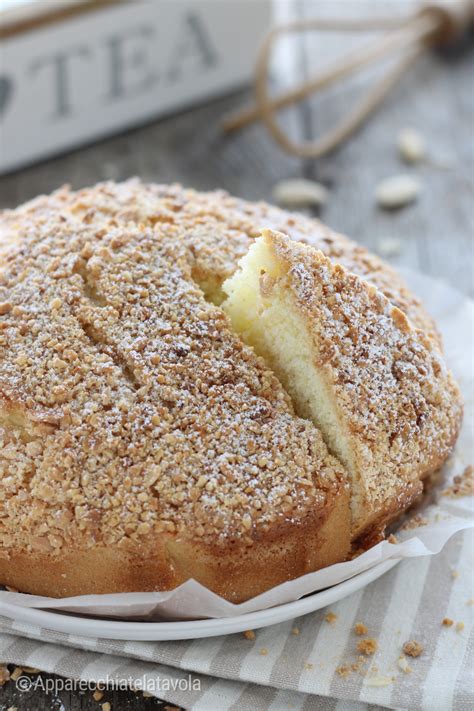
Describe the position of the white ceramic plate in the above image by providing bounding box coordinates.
[1,559,399,640]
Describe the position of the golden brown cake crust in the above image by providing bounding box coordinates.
[0,183,351,601]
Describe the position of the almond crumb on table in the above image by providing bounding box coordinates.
[259,647,268,656]
[243,630,256,640]
[291,627,300,635]
[403,640,424,657]
[357,638,378,656]
[456,621,465,632]
[442,618,454,626]
[354,622,368,635]
[325,611,338,624]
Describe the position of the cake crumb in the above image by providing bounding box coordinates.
[401,514,428,531]
[441,465,474,498]
[243,630,256,640]
[456,622,465,632]
[336,664,352,677]
[442,618,454,627]
[398,655,412,673]
[101,703,111,711]
[93,689,104,701]
[259,647,268,656]
[0,665,10,685]
[357,638,378,656]
[387,534,398,544]
[403,640,423,657]
[325,611,338,625]
[291,627,300,636]
[354,622,368,636]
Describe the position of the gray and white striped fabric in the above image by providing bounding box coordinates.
[1,531,472,710]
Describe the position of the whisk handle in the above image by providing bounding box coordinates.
[421,0,474,44]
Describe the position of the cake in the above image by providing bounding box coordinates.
[222,230,462,539]
[0,180,461,601]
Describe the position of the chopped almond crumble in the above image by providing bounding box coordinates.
[403,640,423,657]
[354,622,368,635]
[325,611,338,624]
[442,618,454,627]
[357,638,378,656]
[441,465,474,498]
[243,630,256,640]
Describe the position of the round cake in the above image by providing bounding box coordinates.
[0,180,462,601]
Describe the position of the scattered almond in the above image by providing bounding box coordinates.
[325,611,338,625]
[272,178,329,208]
[456,622,465,632]
[354,622,368,636]
[365,675,394,687]
[376,174,420,209]
[377,237,402,257]
[398,655,413,673]
[291,627,300,636]
[9,667,23,681]
[243,630,256,640]
[442,618,454,627]
[397,128,425,164]
[259,647,268,656]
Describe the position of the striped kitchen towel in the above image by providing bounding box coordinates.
[1,529,472,710]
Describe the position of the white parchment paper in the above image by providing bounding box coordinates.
[1,268,472,621]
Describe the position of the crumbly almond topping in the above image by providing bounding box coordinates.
[357,638,378,655]
[0,179,440,342]
[325,611,338,624]
[442,618,454,627]
[403,640,423,657]
[0,208,345,553]
[354,622,368,635]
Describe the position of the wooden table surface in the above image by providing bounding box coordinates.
[0,4,472,710]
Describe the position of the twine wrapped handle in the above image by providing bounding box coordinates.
[222,1,474,159]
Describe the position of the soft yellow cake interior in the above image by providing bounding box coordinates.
[222,234,356,509]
